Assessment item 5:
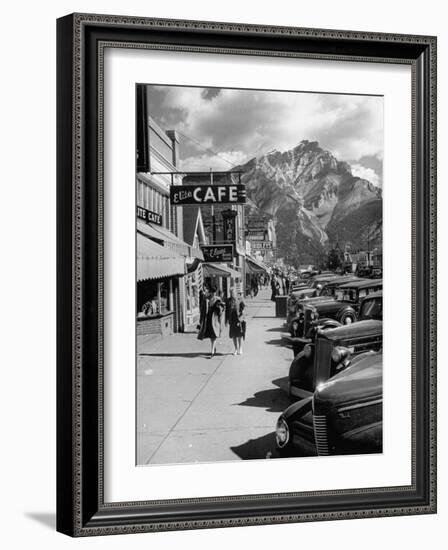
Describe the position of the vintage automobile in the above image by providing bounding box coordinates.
[299,278,382,327]
[286,275,361,332]
[288,291,382,399]
[275,350,383,457]
[286,273,336,307]
[309,273,339,288]
[286,287,317,326]
[286,278,334,327]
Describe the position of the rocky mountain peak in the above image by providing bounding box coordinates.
[235,141,382,264]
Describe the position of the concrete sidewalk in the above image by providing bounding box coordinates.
[137,288,293,465]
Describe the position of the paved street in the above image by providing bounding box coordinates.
[137,288,293,465]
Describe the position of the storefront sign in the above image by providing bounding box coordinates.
[201,244,234,262]
[170,185,246,205]
[222,209,237,242]
[246,222,267,230]
[251,241,273,250]
[247,233,266,240]
[137,206,163,226]
[246,216,271,231]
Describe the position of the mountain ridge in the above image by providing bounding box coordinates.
[235,140,382,264]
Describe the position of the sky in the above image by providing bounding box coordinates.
[146,85,383,187]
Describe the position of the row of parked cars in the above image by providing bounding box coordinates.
[274,272,383,458]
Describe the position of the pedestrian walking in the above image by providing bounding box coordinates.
[281,274,287,295]
[285,275,291,295]
[251,277,259,297]
[225,288,246,355]
[197,286,225,358]
[270,275,277,301]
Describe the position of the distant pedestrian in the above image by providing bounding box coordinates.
[281,275,287,295]
[271,276,278,301]
[251,277,259,297]
[197,286,225,358]
[226,288,246,355]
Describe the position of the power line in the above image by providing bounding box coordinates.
[176,130,238,169]
[155,118,238,169]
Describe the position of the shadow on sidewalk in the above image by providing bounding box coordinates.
[271,376,290,392]
[264,338,283,346]
[231,431,278,460]
[139,352,212,358]
[234,387,291,413]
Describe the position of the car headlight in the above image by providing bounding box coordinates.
[303,344,312,358]
[275,417,290,448]
[331,346,352,364]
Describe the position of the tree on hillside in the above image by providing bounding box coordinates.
[327,245,343,271]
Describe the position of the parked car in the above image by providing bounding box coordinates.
[299,270,317,280]
[302,279,382,326]
[288,291,382,399]
[286,287,318,327]
[286,276,360,332]
[309,273,339,288]
[298,264,316,274]
[275,350,383,457]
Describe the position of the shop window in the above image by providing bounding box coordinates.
[185,272,200,314]
[138,279,172,317]
[159,280,171,314]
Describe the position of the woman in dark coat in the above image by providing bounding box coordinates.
[226,288,246,355]
[198,286,225,357]
[270,276,277,301]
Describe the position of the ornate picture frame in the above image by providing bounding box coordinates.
[56,13,437,536]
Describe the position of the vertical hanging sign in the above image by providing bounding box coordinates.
[222,209,237,243]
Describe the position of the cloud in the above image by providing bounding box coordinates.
[179,151,249,172]
[351,164,381,187]
[146,85,383,172]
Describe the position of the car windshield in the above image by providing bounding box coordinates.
[335,288,358,302]
[320,287,334,296]
[360,297,382,319]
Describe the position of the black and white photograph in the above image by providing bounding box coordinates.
[136,84,383,465]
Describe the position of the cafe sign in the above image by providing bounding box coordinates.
[137,206,163,226]
[201,244,234,262]
[170,184,246,205]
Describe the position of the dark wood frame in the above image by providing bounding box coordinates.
[57,13,437,537]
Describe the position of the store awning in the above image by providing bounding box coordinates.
[137,220,203,260]
[246,256,268,274]
[137,233,185,281]
[202,263,242,279]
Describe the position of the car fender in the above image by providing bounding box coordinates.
[315,318,342,330]
[283,334,311,349]
[280,396,313,421]
[337,306,357,323]
[289,347,314,385]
